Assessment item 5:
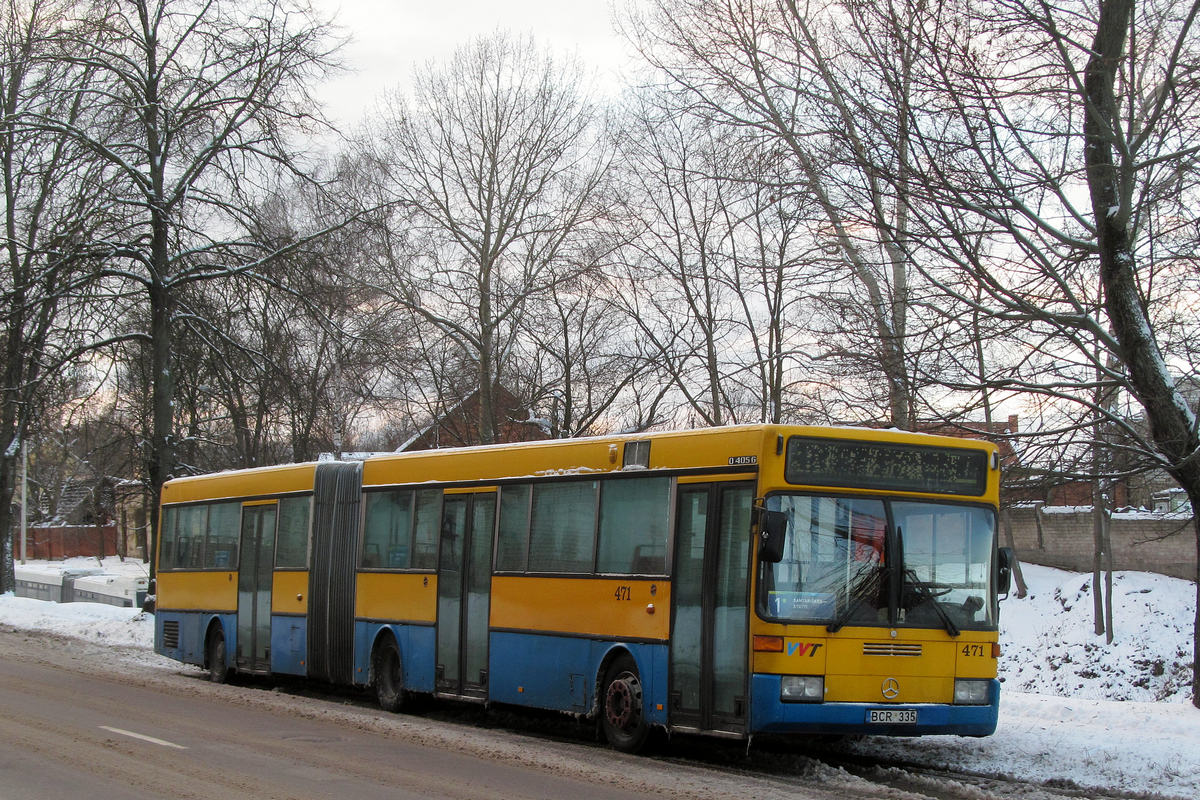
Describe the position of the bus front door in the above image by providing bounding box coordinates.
[670,482,753,735]
[436,492,496,699]
[237,503,277,674]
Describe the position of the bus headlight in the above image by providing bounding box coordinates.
[780,675,824,702]
[953,679,991,705]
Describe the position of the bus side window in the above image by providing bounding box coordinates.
[206,502,241,569]
[159,506,179,569]
[596,477,670,575]
[362,491,412,570]
[495,484,531,572]
[275,496,311,569]
[412,490,441,570]
[529,482,597,573]
[177,504,209,569]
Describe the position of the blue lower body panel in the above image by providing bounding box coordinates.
[352,621,436,691]
[488,632,668,726]
[270,615,307,675]
[750,675,1000,736]
[155,610,235,671]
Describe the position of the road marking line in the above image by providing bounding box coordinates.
[99,725,188,750]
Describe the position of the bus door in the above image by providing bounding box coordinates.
[237,501,277,674]
[436,491,496,698]
[670,481,753,734]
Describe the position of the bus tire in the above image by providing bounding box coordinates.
[600,653,649,753]
[206,627,229,684]
[373,637,406,713]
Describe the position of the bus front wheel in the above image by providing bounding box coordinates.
[373,638,406,713]
[601,653,649,753]
[206,628,229,684]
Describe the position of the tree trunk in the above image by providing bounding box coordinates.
[0,487,12,593]
[147,270,174,582]
[478,328,496,446]
[1101,501,1114,644]
[1092,483,1106,637]
[1085,0,1198,706]
[1001,508,1027,598]
[1194,511,1200,705]
[478,251,496,445]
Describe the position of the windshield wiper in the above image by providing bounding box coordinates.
[903,569,960,637]
[826,563,887,633]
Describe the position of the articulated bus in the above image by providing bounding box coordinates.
[154,425,1011,751]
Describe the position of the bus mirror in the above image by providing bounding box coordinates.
[758,510,787,563]
[997,547,1014,597]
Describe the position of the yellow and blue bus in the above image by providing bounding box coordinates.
[153,424,1011,751]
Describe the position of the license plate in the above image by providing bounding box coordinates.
[867,708,917,724]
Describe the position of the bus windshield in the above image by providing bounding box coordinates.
[760,494,997,630]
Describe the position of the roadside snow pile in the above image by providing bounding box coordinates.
[0,593,153,647]
[19,555,151,580]
[999,564,1195,703]
[2,556,154,647]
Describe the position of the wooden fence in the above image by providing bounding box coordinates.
[23,525,120,560]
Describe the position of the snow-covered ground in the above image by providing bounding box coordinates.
[2,557,1198,798]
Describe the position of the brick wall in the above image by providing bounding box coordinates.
[1003,505,1197,581]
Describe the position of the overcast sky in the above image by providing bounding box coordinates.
[313,1,636,130]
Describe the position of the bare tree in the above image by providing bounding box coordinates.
[613,90,817,426]
[1084,0,1200,691]
[722,171,817,424]
[895,0,1200,704]
[623,0,926,428]
[364,32,611,444]
[23,0,338,572]
[517,265,659,437]
[614,98,742,426]
[0,0,113,591]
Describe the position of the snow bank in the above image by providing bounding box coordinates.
[0,593,153,647]
[1001,564,1194,703]
[16,555,152,579]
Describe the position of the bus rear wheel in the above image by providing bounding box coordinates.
[601,654,649,753]
[373,638,406,713]
[206,628,229,684]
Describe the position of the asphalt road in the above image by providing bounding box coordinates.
[0,627,875,800]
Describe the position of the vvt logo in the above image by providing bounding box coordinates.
[787,642,824,657]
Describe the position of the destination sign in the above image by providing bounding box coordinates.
[785,437,988,496]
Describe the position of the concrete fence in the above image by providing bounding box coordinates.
[1003,505,1197,581]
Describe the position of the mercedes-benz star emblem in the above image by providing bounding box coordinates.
[881,677,901,699]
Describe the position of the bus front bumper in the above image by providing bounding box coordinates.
[749,674,1000,737]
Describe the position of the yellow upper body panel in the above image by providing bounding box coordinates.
[157,425,997,503]
[362,426,768,487]
[361,424,999,502]
[491,576,671,641]
[157,570,236,612]
[355,572,438,624]
[272,571,308,615]
[161,462,317,504]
